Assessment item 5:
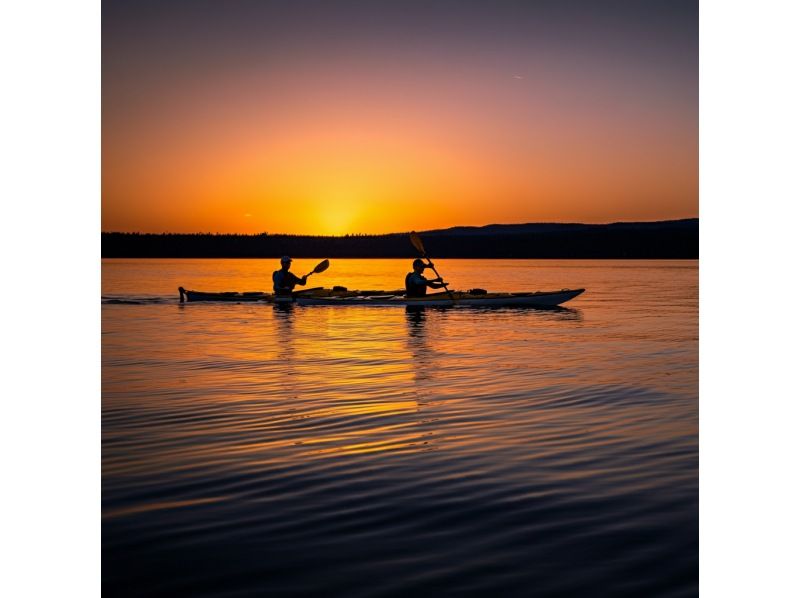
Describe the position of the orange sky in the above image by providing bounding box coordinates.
[103,1,698,234]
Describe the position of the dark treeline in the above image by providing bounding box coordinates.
[102,219,698,258]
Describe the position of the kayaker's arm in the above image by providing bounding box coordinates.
[421,263,447,289]
[426,277,448,289]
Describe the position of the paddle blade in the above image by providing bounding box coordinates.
[312,259,330,274]
[409,231,426,255]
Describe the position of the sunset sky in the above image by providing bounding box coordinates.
[103,0,697,235]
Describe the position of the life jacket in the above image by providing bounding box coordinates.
[405,272,427,297]
[273,270,299,294]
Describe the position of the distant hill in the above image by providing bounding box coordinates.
[102,219,698,259]
[425,219,698,236]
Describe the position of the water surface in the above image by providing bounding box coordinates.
[103,259,698,597]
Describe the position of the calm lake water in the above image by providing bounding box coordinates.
[102,259,698,597]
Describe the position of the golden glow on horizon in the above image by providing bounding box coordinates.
[103,52,697,234]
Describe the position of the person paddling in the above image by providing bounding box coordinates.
[405,258,448,298]
[273,256,307,295]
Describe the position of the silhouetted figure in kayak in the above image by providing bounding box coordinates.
[273,256,307,295]
[405,258,448,298]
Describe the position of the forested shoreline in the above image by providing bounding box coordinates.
[102,219,698,258]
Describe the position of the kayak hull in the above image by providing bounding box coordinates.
[294,289,584,307]
[180,287,585,307]
[179,287,266,302]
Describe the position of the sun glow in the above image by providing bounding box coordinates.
[314,191,362,236]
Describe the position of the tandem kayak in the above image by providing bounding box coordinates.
[179,287,585,307]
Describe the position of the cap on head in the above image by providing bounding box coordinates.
[280,256,292,264]
[413,258,426,269]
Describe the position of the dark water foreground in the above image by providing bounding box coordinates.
[103,259,698,597]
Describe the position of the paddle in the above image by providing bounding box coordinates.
[409,232,455,301]
[286,260,329,297]
[305,259,330,279]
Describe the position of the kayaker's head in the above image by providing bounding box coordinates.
[412,258,427,273]
[280,256,292,271]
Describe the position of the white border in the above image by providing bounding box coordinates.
[701,0,800,595]
[1,0,100,596]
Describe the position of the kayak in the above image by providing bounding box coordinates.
[179,287,584,307]
[178,288,268,302]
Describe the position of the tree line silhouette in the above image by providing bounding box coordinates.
[102,219,698,259]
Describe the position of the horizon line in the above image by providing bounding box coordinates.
[102,217,699,236]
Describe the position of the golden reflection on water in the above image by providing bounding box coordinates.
[103,259,696,485]
[257,304,442,458]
